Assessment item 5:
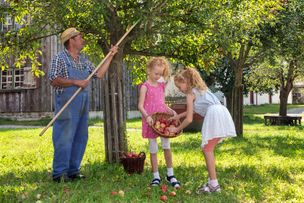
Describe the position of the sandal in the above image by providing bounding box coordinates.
[166,175,181,188]
[150,178,161,186]
[196,183,221,194]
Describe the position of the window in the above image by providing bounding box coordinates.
[0,67,36,90]
[1,10,36,91]
[1,15,13,32]
[0,11,21,32]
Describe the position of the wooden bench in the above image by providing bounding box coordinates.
[264,115,302,126]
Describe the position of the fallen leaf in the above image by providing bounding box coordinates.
[118,190,125,197]
[36,194,41,199]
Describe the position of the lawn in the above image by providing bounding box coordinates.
[0,104,303,202]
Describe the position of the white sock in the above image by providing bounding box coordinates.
[153,172,160,180]
[209,179,219,187]
[167,167,174,177]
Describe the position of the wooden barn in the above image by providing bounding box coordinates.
[0,35,139,120]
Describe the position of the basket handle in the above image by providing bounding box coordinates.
[138,151,146,159]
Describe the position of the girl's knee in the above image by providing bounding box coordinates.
[202,138,221,152]
[160,137,170,150]
[149,138,158,154]
[202,145,213,152]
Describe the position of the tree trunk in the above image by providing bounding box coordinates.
[279,89,288,116]
[229,43,251,137]
[231,85,243,137]
[224,91,233,113]
[230,60,244,137]
[103,51,128,163]
[278,61,295,116]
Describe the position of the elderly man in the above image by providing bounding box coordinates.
[48,28,118,182]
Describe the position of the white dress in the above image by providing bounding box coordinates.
[192,88,236,147]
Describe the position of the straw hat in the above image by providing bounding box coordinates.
[60,27,80,44]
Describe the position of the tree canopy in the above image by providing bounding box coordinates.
[1,0,302,137]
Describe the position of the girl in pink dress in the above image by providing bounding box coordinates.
[138,57,181,188]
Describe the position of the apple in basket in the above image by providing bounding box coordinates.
[126,152,138,158]
[153,118,179,135]
[155,121,161,129]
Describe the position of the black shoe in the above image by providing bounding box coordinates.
[53,174,72,183]
[68,174,86,180]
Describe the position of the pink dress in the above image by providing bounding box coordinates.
[141,81,168,138]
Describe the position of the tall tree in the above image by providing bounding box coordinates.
[195,0,282,136]
[0,0,210,162]
[254,0,304,116]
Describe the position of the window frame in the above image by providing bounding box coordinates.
[0,67,36,91]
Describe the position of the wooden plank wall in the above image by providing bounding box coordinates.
[0,36,56,113]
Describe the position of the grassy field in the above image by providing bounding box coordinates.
[0,104,304,202]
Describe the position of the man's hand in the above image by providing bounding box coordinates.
[74,79,89,88]
[109,45,119,56]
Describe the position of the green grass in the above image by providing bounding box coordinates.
[244,104,304,115]
[0,117,142,129]
[1,104,304,202]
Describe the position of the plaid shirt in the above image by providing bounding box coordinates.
[48,48,95,94]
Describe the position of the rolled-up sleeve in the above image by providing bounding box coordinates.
[48,55,66,81]
[84,57,96,79]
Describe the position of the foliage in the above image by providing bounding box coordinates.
[1,1,283,76]
[244,58,281,94]
[245,0,304,94]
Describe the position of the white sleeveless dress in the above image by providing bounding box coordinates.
[192,88,236,147]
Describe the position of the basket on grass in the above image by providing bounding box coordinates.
[120,152,146,174]
[151,112,182,138]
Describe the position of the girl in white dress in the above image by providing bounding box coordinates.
[169,67,236,194]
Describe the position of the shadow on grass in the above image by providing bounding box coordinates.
[0,161,240,203]
[170,128,303,158]
[220,135,304,158]
[2,158,301,203]
[243,114,265,124]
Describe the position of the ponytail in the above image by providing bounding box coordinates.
[174,67,207,92]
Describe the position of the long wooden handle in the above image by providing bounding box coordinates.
[39,20,140,136]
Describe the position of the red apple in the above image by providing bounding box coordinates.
[160,195,168,202]
[161,184,167,193]
[164,130,170,136]
[111,191,118,195]
[170,120,177,126]
[169,191,176,196]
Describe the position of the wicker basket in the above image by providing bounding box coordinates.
[151,112,182,138]
[120,152,146,174]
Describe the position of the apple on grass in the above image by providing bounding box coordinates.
[161,184,167,193]
[169,191,176,196]
[111,191,118,195]
[160,195,168,202]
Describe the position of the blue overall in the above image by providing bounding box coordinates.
[52,64,90,179]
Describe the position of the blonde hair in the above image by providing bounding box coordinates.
[147,57,171,81]
[174,67,208,92]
